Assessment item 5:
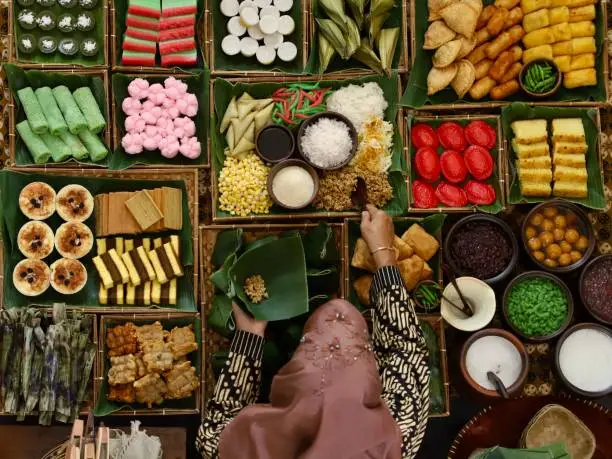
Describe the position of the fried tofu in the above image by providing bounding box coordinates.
[398,255,424,291]
[394,236,414,260]
[401,224,439,261]
[511,119,548,144]
[351,238,377,273]
[353,275,373,306]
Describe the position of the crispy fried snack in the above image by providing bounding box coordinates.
[108,354,137,386]
[108,384,136,404]
[106,323,138,357]
[164,361,200,400]
[136,322,166,352]
[134,353,147,378]
[134,373,167,408]
[143,344,174,373]
[167,326,198,359]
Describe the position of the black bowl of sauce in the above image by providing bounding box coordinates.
[256,124,295,163]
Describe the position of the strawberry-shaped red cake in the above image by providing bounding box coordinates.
[412,180,439,209]
[464,180,496,205]
[464,145,494,180]
[436,182,468,207]
[414,147,441,182]
[411,123,439,149]
[440,150,467,183]
[437,122,467,152]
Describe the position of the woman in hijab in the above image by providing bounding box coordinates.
[197,205,431,459]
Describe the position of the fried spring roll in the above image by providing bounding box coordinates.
[500,62,522,83]
[485,25,525,59]
[477,5,498,30]
[487,7,509,36]
[469,76,497,100]
[504,6,524,29]
[475,59,494,79]
[491,79,520,99]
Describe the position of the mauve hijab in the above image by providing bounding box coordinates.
[219,299,403,459]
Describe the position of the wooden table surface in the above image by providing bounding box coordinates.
[0,425,187,459]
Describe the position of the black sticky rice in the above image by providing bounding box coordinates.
[450,221,512,280]
[582,258,612,322]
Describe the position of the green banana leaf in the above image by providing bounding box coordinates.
[0,169,196,310]
[347,215,446,310]
[212,73,408,219]
[402,0,607,107]
[211,228,243,266]
[109,71,209,169]
[419,321,444,414]
[208,295,235,338]
[302,222,339,267]
[113,0,206,71]
[229,235,309,321]
[210,0,304,73]
[3,64,109,167]
[12,0,105,66]
[502,103,605,209]
[406,115,504,214]
[244,236,279,253]
[210,253,237,295]
[473,443,570,459]
[94,316,201,416]
[306,0,403,73]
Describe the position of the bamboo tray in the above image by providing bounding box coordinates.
[7,68,111,169]
[110,0,206,73]
[199,222,346,402]
[0,167,199,314]
[209,74,406,222]
[403,113,508,214]
[0,312,98,418]
[407,0,610,110]
[7,0,109,68]
[205,0,309,76]
[95,312,201,416]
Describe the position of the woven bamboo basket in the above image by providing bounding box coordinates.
[403,112,508,213]
[199,222,346,403]
[0,312,98,418]
[408,0,610,110]
[110,72,209,168]
[0,167,199,314]
[7,0,109,68]
[306,0,410,75]
[205,0,310,76]
[503,107,605,206]
[342,216,444,298]
[95,312,202,416]
[209,74,405,222]
[7,69,112,169]
[110,1,206,73]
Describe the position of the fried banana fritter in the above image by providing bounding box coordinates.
[106,323,138,357]
[108,354,137,386]
[134,373,167,408]
[164,361,200,400]
[167,326,198,359]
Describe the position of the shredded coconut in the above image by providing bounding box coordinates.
[84,40,96,51]
[42,39,53,49]
[22,38,32,48]
[300,117,353,169]
[38,15,52,26]
[19,11,35,24]
[77,14,91,27]
[62,42,74,51]
[59,17,72,28]
[326,82,388,132]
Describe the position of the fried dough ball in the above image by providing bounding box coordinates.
[570,250,583,263]
[558,253,572,266]
[553,228,565,242]
[560,241,572,253]
[533,250,546,262]
[530,213,544,227]
[543,207,558,218]
[546,244,562,260]
[565,228,580,244]
[575,235,589,251]
[543,258,558,268]
[539,231,554,248]
[554,215,567,229]
[541,219,555,232]
[528,237,542,251]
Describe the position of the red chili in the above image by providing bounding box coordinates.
[278,111,297,125]
[303,90,317,103]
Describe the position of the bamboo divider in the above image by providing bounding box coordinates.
[7,69,112,169]
[205,0,310,76]
[208,74,405,222]
[199,222,346,401]
[503,107,605,206]
[0,312,98,418]
[403,112,508,213]
[0,167,200,314]
[110,72,210,168]
[7,0,109,68]
[408,0,610,110]
[95,312,201,416]
[110,1,206,73]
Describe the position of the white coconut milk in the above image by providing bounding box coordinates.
[466,335,523,391]
[559,328,612,393]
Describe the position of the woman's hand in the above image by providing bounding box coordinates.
[232,303,267,337]
[360,204,396,268]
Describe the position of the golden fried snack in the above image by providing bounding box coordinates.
[477,5,497,29]
[551,22,572,41]
[475,59,494,79]
[467,42,489,65]
[143,344,174,373]
[568,5,595,22]
[568,21,595,37]
[523,9,549,33]
[501,62,522,83]
[486,25,524,59]
[136,322,167,354]
[523,27,556,48]
[167,326,198,359]
[475,28,491,46]
[108,354,137,386]
[549,0,568,7]
[353,275,373,307]
[108,384,136,404]
[508,45,523,61]
[568,0,595,6]
[552,40,573,55]
[487,7,509,36]
[504,6,523,29]
[570,53,595,70]
[469,76,497,100]
[571,37,595,54]
[521,0,550,14]
[135,353,147,378]
[351,238,377,272]
[495,0,519,8]
[106,323,138,357]
[563,68,597,88]
[398,256,424,291]
[164,361,200,400]
[457,35,477,59]
[554,55,572,71]
[134,373,167,408]
[549,6,570,24]
[523,44,553,64]
[489,49,515,81]
[452,60,477,98]
[491,79,520,99]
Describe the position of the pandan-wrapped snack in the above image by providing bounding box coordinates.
[38,36,58,54]
[76,12,95,31]
[18,34,36,54]
[17,9,37,30]
[59,38,79,56]
[57,13,75,32]
[36,10,56,31]
[80,38,99,56]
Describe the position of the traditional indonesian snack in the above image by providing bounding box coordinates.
[15,86,108,164]
[13,258,51,296]
[352,223,439,295]
[56,184,95,222]
[244,274,268,303]
[511,117,588,198]
[270,84,330,127]
[49,258,88,295]
[220,0,298,65]
[120,77,201,160]
[326,82,388,131]
[411,120,497,209]
[524,206,590,269]
[582,257,612,323]
[17,221,54,259]
[54,222,94,259]
[105,321,199,408]
[121,0,198,67]
[19,181,56,220]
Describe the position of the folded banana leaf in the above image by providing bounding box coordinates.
[208,295,235,338]
[229,235,309,322]
[212,229,244,266]
[210,254,238,296]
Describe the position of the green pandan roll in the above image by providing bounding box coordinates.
[78,130,108,162]
[58,131,88,160]
[16,120,51,164]
[40,132,71,162]
[17,87,48,134]
[72,87,106,134]
[35,86,68,135]
[52,85,88,134]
